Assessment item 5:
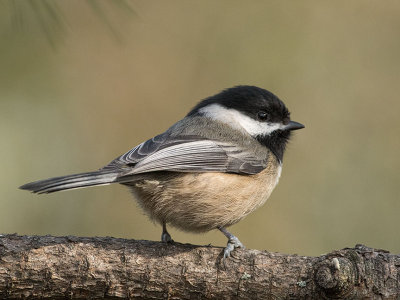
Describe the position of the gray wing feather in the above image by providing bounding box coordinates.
[130,140,229,174]
[101,133,169,170]
[102,133,267,175]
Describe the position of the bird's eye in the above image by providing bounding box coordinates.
[257,111,268,121]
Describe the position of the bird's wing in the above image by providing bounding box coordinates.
[102,133,268,175]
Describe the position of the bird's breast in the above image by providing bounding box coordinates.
[129,156,282,232]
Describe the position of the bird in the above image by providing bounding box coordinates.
[20,85,304,258]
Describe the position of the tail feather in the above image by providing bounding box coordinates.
[19,171,119,194]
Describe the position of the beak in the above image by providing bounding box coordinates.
[284,121,305,131]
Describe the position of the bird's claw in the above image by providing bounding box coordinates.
[223,236,244,258]
[161,231,174,243]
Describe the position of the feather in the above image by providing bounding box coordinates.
[19,171,118,194]
[102,132,268,176]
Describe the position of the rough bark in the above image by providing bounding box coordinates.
[0,234,399,299]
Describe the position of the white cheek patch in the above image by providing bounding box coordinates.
[199,104,285,136]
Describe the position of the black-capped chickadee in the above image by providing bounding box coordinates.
[20,85,304,258]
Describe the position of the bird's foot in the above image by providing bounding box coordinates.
[218,226,245,258]
[161,231,174,243]
[161,222,174,243]
[223,236,244,258]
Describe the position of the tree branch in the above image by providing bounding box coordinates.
[0,234,399,299]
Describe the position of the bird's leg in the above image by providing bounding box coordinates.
[161,222,174,243]
[218,226,244,258]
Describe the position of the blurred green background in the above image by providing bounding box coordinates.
[1,1,399,256]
